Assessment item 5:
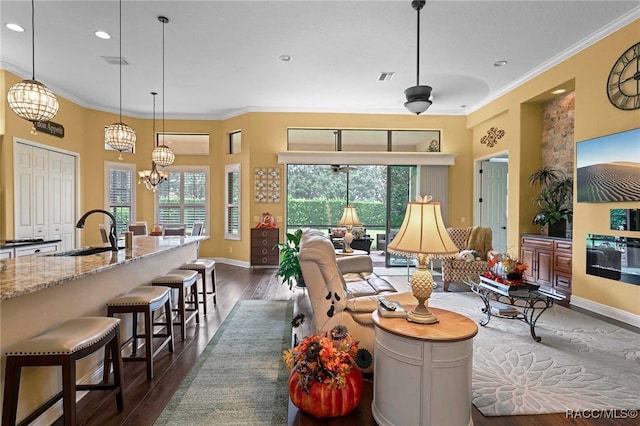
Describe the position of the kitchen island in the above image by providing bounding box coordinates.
[0,235,207,424]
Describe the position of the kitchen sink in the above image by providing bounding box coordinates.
[45,246,123,257]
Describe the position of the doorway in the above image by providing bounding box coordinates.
[475,153,508,253]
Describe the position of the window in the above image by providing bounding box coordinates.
[105,162,136,235]
[156,166,209,234]
[225,163,240,240]
[230,131,242,154]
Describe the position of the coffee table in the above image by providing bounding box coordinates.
[334,249,368,257]
[468,276,565,342]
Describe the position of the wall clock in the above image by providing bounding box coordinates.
[607,41,640,110]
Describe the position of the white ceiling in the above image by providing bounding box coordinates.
[1,1,638,120]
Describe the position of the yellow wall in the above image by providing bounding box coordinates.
[2,18,639,316]
[468,19,640,315]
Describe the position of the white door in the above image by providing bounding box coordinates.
[479,160,508,253]
[60,154,76,250]
[14,143,33,239]
[32,147,48,239]
[48,151,76,250]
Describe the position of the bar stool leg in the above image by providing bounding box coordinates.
[211,268,217,304]
[2,357,20,426]
[109,328,125,410]
[164,298,174,352]
[178,285,186,340]
[132,311,139,356]
[61,359,77,426]
[144,306,154,380]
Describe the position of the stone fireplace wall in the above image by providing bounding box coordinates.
[542,91,575,177]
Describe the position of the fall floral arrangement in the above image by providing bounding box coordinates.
[485,252,529,285]
[283,325,371,393]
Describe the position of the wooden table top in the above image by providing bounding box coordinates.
[372,307,478,342]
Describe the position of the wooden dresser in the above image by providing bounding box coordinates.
[251,228,279,267]
[520,235,572,303]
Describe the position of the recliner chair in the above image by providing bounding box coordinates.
[441,226,493,291]
[298,230,414,372]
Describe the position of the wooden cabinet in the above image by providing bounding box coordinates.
[521,235,572,301]
[251,228,279,267]
[14,242,60,257]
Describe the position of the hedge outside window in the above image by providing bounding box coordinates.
[225,163,241,240]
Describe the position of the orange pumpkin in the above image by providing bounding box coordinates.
[288,368,364,418]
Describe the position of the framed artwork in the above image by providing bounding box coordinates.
[576,128,640,203]
[254,167,280,203]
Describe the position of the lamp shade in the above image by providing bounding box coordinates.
[388,199,457,256]
[7,79,59,123]
[338,205,362,228]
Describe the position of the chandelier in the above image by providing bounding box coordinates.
[7,0,59,134]
[139,92,168,191]
[105,0,136,159]
[151,16,175,167]
[404,0,432,115]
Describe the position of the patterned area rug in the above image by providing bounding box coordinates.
[155,300,293,425]
[427,290,640,416]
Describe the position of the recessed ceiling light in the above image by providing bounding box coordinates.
[279,54,292,62]
[95,31,111,40]
[6,23,25,32]
[493,60,508,67]
[551,89,566,95]
[460,104,467,108]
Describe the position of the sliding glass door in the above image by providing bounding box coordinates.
[386,166,418,267]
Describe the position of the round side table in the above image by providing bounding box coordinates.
[371,307,478,426]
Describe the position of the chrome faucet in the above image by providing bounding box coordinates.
[76,209,119,251]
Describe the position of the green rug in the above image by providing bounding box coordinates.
[155,300,293,425]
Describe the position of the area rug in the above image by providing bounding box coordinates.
[425,290,640,416]
[154,300,293,425]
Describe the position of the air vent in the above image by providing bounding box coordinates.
[377,72,395,82]
[101,56,129,65]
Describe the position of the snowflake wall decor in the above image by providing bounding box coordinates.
[481,127,506,147]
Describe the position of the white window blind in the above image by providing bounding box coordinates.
[225,163,240,240]
[156,166,208,234]
[105,162,136,235]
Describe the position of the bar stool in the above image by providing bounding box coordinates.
[2,317,124,426]
[179,259,217,315]
[152,270,199,340]
[105,286,174,380]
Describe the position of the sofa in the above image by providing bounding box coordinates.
[298,229,415,372]
[441,226,493,291]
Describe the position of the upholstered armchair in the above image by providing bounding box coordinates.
[441,227,493,291]
[298,230,414,372]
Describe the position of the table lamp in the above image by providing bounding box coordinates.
[387,196,458,324]
[338,205,362,253]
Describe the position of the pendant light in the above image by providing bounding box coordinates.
[138,92,168,192]
[151,16,175,167]
[7,0,59,134]
[404,0,432,115]
[105,0,136,160]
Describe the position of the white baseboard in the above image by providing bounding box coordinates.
[571,295,640,329]
[213,257,251,268]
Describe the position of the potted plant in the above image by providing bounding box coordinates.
[276,229,304,290]
[529,166,573,238]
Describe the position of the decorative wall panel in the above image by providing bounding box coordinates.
[254,167,280,203]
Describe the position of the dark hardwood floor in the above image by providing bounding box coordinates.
[66,264,637,425]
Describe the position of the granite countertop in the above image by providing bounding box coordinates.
[0,239,62,249]
[0,235,208,301]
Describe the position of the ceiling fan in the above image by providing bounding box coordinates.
[331,164,357,174]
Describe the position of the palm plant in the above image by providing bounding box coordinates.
[529,166,573,237]
[276,229,304,290]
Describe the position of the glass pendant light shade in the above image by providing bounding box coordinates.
[8,79,59,124]
[105,122,136,152]
[106,0,136,158]
[138,162,168,192]
[152,144,175,166]
[404,85,433,115]
[7,0,59,132]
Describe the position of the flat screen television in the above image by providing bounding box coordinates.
[576,128,640,203]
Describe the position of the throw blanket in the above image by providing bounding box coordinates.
[466,226,492,260]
